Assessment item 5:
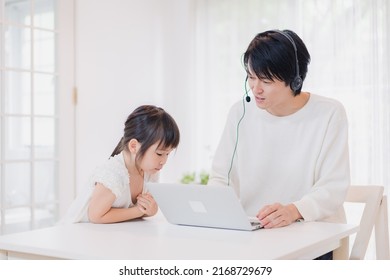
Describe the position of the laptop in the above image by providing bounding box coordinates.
[146,183,263,231]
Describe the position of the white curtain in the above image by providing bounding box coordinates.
[193,0,390,192]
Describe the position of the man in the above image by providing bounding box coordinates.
[208,30,350,259]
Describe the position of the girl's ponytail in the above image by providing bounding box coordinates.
[110,137,124,158]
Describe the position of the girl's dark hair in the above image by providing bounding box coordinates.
[110,105,180,168]
[243,29,310,95]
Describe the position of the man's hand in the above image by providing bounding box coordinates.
[256,203,302,228]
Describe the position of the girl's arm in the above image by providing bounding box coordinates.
[88,183,144,223]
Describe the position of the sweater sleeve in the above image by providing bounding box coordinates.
[294,105,350,222]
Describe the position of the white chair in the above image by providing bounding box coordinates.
[336,185,390,260]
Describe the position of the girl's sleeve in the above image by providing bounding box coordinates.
[91,162,125,199]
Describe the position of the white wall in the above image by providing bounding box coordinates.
[75,0,197,192]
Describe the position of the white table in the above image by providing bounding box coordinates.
[0,212,358,260]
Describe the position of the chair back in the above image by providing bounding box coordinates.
[344,185,389,260]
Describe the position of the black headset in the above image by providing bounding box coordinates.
[271,30,302,93]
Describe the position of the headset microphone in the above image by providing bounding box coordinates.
[244,76,251,102]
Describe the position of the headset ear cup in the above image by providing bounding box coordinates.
[291,76,303,92]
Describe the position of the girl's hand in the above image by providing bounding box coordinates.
[256,203,302,229]
[136,193,158,217]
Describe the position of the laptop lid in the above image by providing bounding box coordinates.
[147,183,262,231]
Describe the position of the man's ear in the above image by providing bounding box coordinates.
[127,139,140,154]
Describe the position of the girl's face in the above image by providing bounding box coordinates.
[139,142,174,174]
[247,69,295,116]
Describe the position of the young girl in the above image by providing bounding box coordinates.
[60,105,180,224]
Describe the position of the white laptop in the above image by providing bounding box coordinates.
[147,183,263,231]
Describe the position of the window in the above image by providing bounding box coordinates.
[0,0,69,235]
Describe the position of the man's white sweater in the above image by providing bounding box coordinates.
[208,94,350,222]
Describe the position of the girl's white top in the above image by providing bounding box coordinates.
[59,152,158,224]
